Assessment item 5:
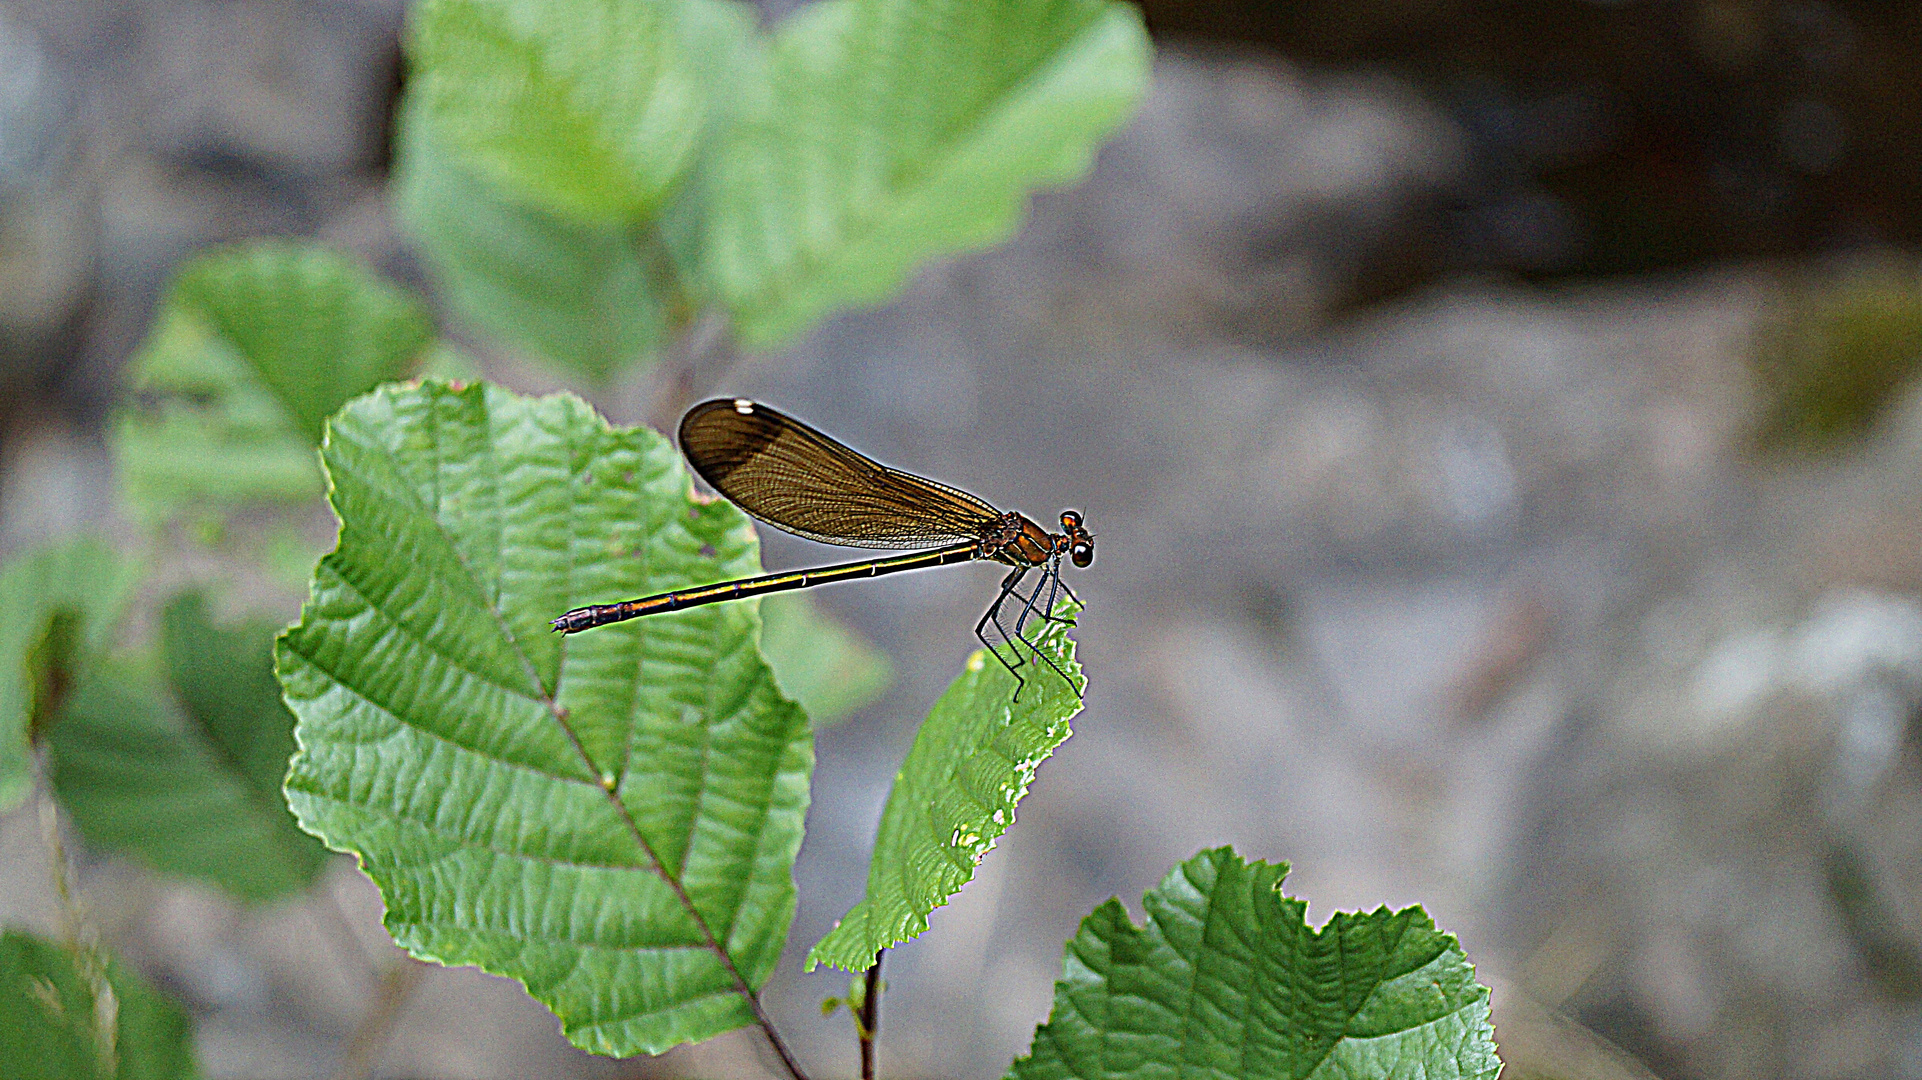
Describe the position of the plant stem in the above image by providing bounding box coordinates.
[859,950,885,1080]
[41,788,118,1075]
[640,307,738,433]
[312,875,381,989]
[328,955,426,1080]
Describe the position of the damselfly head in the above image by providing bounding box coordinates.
[1059,509,1095,568]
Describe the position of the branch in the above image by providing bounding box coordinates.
[328,955,426,1080]
[859,950,885,1080]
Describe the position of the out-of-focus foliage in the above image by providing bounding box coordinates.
[408,0,747,223]
[690,0,1153,345]
[113,243,435,523]
[1823,840,1922,1002]
[1008,847,1501,1080]
[45,593,327,903]
[1754,264,1922,450]
[0,538,137,813]
[393,100,677,388]
[809,608,1082,972]
[0,928,197,1080]
[757,592,891,725]
[277,382,812,1056]
[398,0,1151,375]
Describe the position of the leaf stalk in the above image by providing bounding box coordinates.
[859,950,884,1080]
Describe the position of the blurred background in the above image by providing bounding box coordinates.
[5,0,1922,1078]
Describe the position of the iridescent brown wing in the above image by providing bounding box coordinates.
[678,399,1001,549]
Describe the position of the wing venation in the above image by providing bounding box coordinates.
[678,400,999,549]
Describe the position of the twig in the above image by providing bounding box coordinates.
[640,308,739,434]
[40,789,119,1075]
[859,950,885,1080]
[311,879,382,990]
[328,954,427,1080]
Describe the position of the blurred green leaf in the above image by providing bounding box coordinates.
[1007,848,1502,1080]
[694,0,1151,345]
[807,602,1081,971]
[398,0,1147,371]
[758,593,891,725]
[0,928,197,1080]
[414,340,485,384]
[113,242,435,522]
[276,381,812,1056]
[162,593,307,809]
[43,592,328,902]
[393,101,674,386]
[0,538,136,813]
[1756,266,1922,450]
[407,0,750,223]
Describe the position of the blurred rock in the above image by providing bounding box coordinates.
[1007,47,1465,344]
[0,0,402,422]
[0,8,93,398]
[125,0,400,179]
[1141,0,1922,284]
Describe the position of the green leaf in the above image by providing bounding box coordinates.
[44,594,328,902]
[758,593,891,725]
[393,99,674,386]
[407,0,750,223]
[276,381,812,1056]
[0,928,197,1080]
[162,594,308,815]
[807,603,1082,971]
[695,0,1152,345]
[113,242,435,521]
[415,341,485,384]
[1007,848,1503,1080]
[0,537,136,813]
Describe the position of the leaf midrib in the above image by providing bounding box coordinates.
[1289,907,1420,1080]
[303,567,578,776]
[303,781,650,874]
[182,691,318,875]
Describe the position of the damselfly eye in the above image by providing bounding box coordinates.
[1060,509,1082,530]
[1071,541,1094,568]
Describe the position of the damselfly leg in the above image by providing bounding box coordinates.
[975,562,1082,702]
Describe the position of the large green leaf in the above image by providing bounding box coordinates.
[393,100,674,387]
[757,593,891,726]
[0,537,136,813]
[407,0,749,224]
[808,602,1081,971]
[44,594,327,903]
[0,928,197,1080]
[695,0,1151,345]
[113,243,434,521]
[1008,848,1502,1080]
[276,381,812,1056]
